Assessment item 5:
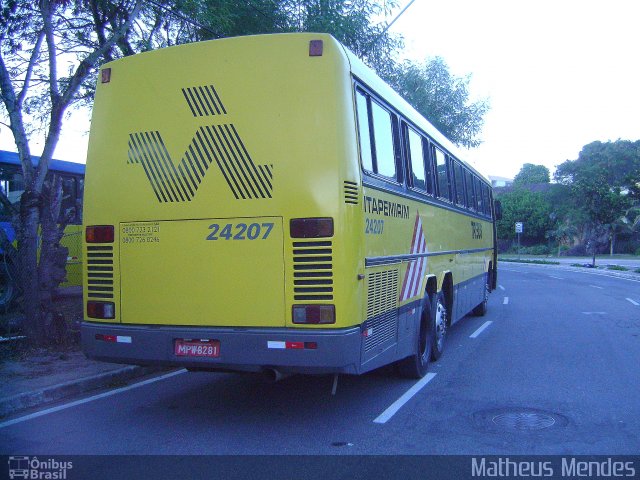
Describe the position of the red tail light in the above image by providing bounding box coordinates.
[290,218,333,238]
[87,301,115,319]
[292,305,335,324]
[86,225,114,243]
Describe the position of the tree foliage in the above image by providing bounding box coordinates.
[513,163,550,186]
[385,57,489,148]
[496,189,555,243]
[553,140,640,260]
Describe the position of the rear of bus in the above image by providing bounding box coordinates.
[82,34,367,374]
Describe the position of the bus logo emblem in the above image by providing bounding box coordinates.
[127,85,273,202]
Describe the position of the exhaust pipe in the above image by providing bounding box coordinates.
[263,368,291,383]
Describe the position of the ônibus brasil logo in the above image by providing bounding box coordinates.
[8,456,73,479]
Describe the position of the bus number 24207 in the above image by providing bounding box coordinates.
[206,222,274,241]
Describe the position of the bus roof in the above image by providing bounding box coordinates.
[0,150,85,175]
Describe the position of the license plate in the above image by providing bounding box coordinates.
[174,339,220,358]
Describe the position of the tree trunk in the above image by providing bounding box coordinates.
[39,178,69,333]
[610,232,615,256]
[18,190,45,344]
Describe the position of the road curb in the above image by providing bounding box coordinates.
[0,365,164,418]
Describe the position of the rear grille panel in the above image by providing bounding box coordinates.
[364,310,397,353]
[293,241,334,301]
[364,269,399,358]
[87,246,114,299]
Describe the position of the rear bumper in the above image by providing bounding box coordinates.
[81,322,362,375]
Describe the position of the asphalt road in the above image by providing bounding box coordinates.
[2,264,640,456]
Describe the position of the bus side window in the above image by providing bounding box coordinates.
[425,143,436,196]
[406,126,426,191]
[355,90,374,172]
[76,177,84,224]
[453,161,466,207]
[483,185,491,216]
[474,177,483,212]
[465,170,475,210]
[370,100,397,180]
[435,148,450,201]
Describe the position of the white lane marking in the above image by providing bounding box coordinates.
[582,312,607,315]
[590,285,604,289]
[626,298,640,306]
[0,369,187,429]
[503,297,509,305]
[498,285,505,291]
[470,321,493,339]
[500,265,640,283]
[373,373,437,424]
[549,275,563,280]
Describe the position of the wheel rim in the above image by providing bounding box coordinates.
[435,300,447,352]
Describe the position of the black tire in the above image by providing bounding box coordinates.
[397,298,434,379]
[472,277,489,317]
[431,292,447,361]
[0,262,16,310]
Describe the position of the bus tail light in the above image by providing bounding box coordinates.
[86,225,114,243]
[87,301,115,319]
[292,305,335,324]
[290,218,333,238]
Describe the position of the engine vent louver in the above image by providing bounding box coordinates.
[292,241,333,301]
[344,181,359,205]
[86,246,114,299]
[366,269,398,318]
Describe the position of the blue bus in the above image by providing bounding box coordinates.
[0,150,85,308]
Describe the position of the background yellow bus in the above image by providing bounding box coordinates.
[82,33,499,379]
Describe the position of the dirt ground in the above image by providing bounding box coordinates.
[0,290,83,360]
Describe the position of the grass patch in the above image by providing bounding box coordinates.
[499,258,560,265]
[606,265,629,271]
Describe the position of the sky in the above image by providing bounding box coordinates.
[1,0,639,179]
[389,0,640,178]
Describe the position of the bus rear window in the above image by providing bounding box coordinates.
[355,91,373,172]
[370,101,396,179]
[355,89,397,182]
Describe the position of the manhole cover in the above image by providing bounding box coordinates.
[331,442,354,447]
[492,412,556,430]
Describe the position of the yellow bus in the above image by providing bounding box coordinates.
[82,33,499,378]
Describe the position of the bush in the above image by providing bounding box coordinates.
[636,247,640,256]
[522,244,551,255]
[563,245,586,256]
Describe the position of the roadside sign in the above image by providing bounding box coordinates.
[515,222,523,234]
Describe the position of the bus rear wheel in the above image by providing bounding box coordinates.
[397,297,434,379]
[431,292,447,361]
[472,276,490,316]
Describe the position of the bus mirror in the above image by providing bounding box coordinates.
[494,200,503,221]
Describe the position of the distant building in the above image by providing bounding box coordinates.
[488,176,513,188]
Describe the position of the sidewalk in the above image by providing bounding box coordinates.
[0,345,164,418]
